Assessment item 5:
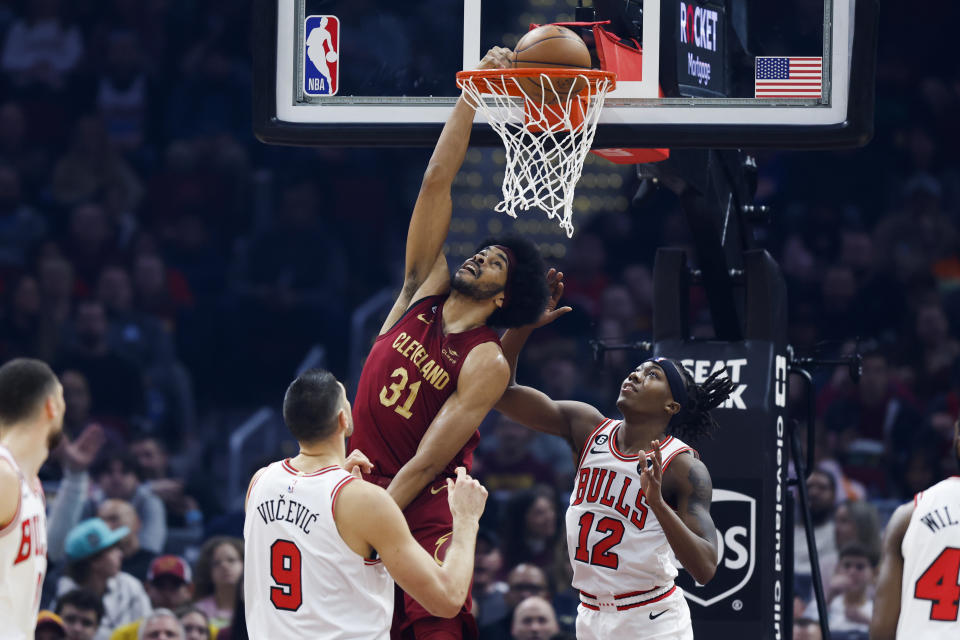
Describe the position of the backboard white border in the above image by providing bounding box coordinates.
[274,0,852,127]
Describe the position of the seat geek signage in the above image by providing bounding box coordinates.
[676,1,727,96]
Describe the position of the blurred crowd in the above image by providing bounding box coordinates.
[0,0,957,639]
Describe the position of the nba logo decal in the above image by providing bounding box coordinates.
[303,15,339,96]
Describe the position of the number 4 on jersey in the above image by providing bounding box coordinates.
[914,547,960,621]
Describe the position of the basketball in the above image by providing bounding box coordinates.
[513,25,592,104]
[326,50,338,63]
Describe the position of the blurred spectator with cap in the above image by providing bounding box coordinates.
[97,499,156,581]
[57,518,151,640]
[109,555,196,640]
[55,589,103,640]
[36,610,67,640]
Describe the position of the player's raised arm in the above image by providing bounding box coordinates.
[495,268,601,452]
[869,502,912,640]
[644,450,719,584]
[378,47,514,336]
[336,467,487,618]
[385,342,509,510]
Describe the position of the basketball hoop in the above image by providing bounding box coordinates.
[456,68,616,238]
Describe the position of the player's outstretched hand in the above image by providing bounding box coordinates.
[477,46,514,71]
[531,267,572,329]
[446,466,488,523]
[344,449,374,478]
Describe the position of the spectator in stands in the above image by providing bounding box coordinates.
[479,563,551,640]
[97,499,156,581]
[0,0,83,93]
[36,610,67,640]
[192,537,243,629]
[86,451,166,552]
[55,589,103,640]
[833,500,881,563]
[792,617,822,640]
[500,486,563,570]
[472,528,507,626]
[51,115,142,210]
[0,275,43,360]
[63,203,121,291]
[138,609,184,640]
[510,595,559,640]
[821,348,921,490]
[94,29,151,153]
[109,555,196,640]
[58,518,151,640]
[45,423,107,567]
[56,299,147,427]
[176,606,213,640]
[794,470,839,601]
[0,164,46,268]
[899,301,960,402]
[476,417,559,501]
[129,433,209,540]
[97,266,174,369]
[37,254,75,354]
[820,544,876,634]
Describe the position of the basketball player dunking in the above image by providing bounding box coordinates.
[347,46,550,640]
[870,415,960,640]
[0,359,65,638]
[244,369,488,639]
[494,277,735,639]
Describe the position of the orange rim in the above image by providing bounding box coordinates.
[456,68,616,98]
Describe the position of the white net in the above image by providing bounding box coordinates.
[457,71,615,238]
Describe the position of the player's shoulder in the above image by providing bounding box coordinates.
[460,340,509,372]
[333,478,396,523]
[0,456,20,486]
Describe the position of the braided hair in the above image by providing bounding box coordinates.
[667,359,736,442]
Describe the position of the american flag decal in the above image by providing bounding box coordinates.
[754,57,822,98]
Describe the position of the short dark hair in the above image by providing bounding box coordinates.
[476,234,549,329]
[56,588,105,623]
[666,359,736,442]
[282,368,344,443]
[92,451,143,481]
[0,358,57,426]
[839,542,878,567]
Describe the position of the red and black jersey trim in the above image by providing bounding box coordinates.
[281,460,341,477]
[577,419,613,469]
[376,294,445,341]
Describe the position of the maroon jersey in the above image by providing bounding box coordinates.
[350,294,501,480]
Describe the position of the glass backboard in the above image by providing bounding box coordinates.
[253,0,877,149]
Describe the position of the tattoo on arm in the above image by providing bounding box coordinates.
[684,462,717,542]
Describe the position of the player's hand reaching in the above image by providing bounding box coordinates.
[531,267,572,329]
[640,440,665,508]
[477,46,514,71]
[446,466,488,523]
[344,449,374,478]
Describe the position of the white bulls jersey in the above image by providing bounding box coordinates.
[897,476,960,639]
[0,445,47,640]
[244,460,394,639]
[566,420,696,608]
